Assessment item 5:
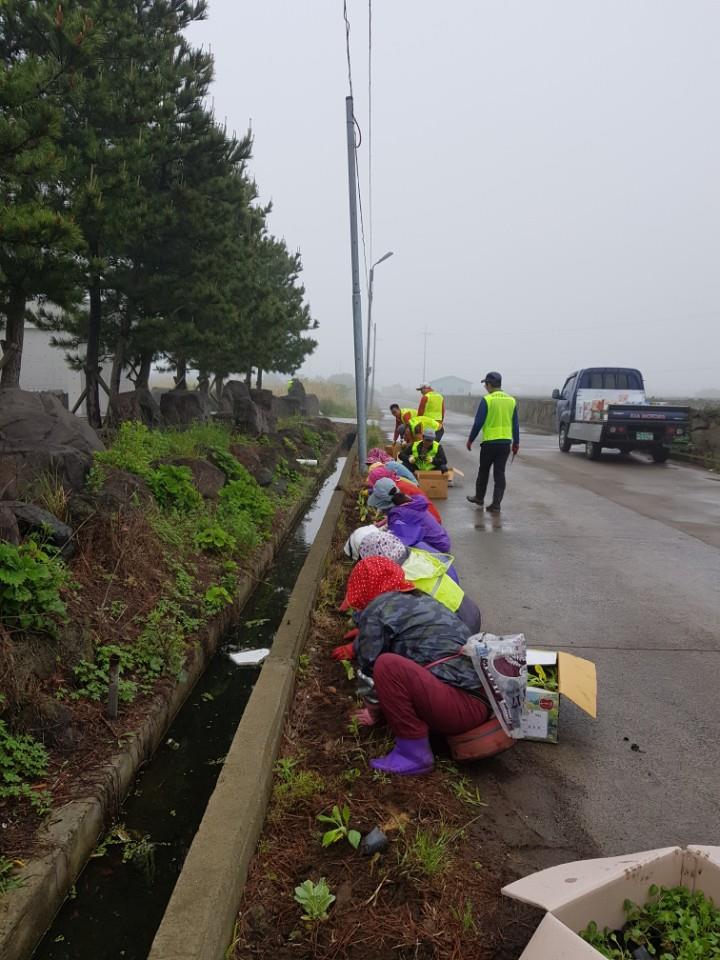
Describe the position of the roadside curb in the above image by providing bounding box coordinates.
[147,444,357,960]
[0,438,348,960]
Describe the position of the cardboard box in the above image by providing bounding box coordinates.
[417,470,449,500]
[503,845,720,959]
[520,649,597,743]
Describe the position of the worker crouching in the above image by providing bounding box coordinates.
[336,558,492,776]
[401,428,448,475]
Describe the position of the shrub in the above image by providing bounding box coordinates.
[218,471,274,535]
[146,465,202,512]
[73,645,138,703]
[193,524,236,553]
[0,542,71,634]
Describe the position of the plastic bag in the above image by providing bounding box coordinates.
[462,633,527,738]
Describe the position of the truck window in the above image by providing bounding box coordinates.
[589,372,603,388]
[604,373,617,389]
[562,375,576,399]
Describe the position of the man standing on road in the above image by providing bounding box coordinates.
[417,384,445,441]
[466,372,519,514]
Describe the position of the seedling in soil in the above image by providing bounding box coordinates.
[294,878,336,922]
[346,715,361,736]
[340,659,355,681]
[297,653,310,677]
[317,803,361,850]
[372,769,391,785]
[400,825,453,879]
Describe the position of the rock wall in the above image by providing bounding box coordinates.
[445,394,557,432]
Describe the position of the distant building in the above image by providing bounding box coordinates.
[20,321,131,415]
[431,375,473,395]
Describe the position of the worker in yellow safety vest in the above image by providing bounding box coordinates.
[465,371,519,514]
[416,385,446,440]
[401,428,448,474]
[389,403,418,442]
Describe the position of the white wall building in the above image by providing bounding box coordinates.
[19,321,132,415]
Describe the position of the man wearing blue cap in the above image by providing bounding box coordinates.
[400,427,448,475]
[466,372,519,513]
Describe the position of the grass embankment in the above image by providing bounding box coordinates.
[0,418,339,882]
[232,472,537,960]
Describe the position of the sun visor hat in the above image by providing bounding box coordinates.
[343,525,377,561]
[422,428,436,439]
[366,477,398,511]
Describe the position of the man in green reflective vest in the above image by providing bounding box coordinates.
[401,428,448,474]
[389,403,418,442]
[417,384,446,440]
[465,372,519,513]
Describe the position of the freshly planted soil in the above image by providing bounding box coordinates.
[233,489,540,960]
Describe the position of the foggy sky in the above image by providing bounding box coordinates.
[186,2,720,396]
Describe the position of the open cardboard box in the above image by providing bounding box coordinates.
[417,470,449,499]
[520,649,597,742]
[503,845,720,958]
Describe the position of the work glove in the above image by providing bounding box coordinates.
[353,703,383,726]
[512,443,519,455]
[466,439,473,451]
[343,627,359,641]
[331,642,355,661]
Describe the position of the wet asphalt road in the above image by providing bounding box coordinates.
[427,411,720,862]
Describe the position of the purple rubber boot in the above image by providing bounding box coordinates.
[370,737,434,776]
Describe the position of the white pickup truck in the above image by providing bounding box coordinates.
[552,367,689,462]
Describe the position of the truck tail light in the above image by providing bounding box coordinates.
[609,426,626,434]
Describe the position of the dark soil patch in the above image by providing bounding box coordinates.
[233,477,540,960]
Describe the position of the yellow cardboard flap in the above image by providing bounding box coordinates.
[558,653,597,718]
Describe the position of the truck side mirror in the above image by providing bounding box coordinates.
[551,388,561,400]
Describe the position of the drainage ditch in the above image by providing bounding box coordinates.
[33,458,346,960]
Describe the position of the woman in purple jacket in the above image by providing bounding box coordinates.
[367,477,451,554]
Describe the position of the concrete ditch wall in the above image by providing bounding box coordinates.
[148,446,357,960]
[0,439,349,960]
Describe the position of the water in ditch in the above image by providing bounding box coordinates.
[34,458,346,960]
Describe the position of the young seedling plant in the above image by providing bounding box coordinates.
[294,878,335,922]
[317,803,361,850]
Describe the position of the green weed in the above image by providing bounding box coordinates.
[0,541,72,635]
[0,719,50,813]
[400,825,453,879]
[0,857,23,895]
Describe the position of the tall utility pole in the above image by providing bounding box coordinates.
[345,96,367,467]
[364,250,394,413]
[369,321,378,413]
[422,326,432,383]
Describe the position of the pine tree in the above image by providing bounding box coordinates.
[0,1,89,387]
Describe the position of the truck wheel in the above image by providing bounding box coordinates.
[585,441,602,461]
[652,446,670,463]
[558,423,572,453]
